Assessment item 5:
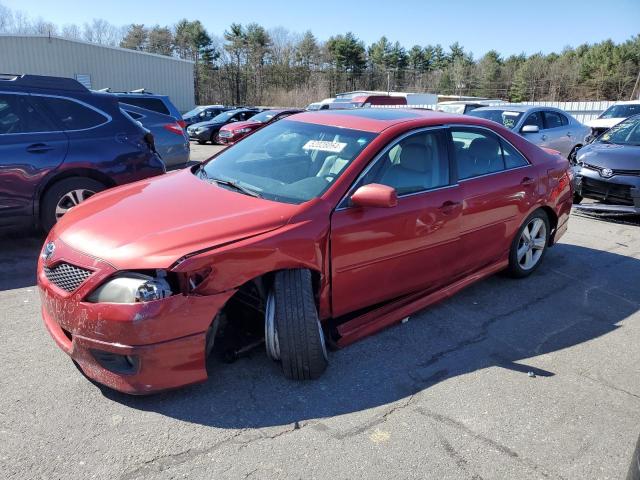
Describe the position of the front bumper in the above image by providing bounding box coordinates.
[187,128,212,141]
[574,166,640,214]
[38,240,235,394]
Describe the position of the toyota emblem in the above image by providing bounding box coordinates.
[600,168,614,178]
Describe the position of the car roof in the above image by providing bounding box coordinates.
[288,108,473,133]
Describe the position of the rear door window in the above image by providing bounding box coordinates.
[118,97,170,115]
[543,111,567,129]
[0,93,55,134]
[450,128,505,180]
[35,96,108,130]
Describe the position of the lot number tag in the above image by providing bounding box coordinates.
[303,140,347,153]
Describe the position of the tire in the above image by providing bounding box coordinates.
[197,140,207,145]
[506,210,550,278]
[40,177,106,232]
[210,132,219,145]
[268,269,328,380]
[573,193,583,204]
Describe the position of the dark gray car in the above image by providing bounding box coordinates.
[573,114,640,214]
[120,103,190,168]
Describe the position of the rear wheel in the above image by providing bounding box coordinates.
[507,210,550,278]
[197,139,206,145]
[40,177,106,231]
[265,269,328,380]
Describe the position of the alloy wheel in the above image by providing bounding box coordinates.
[55,189,96,219]
[517,218,547,270]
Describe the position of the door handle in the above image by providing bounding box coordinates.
[541,134,547,141]
[26,143,54,153]
[439,200,461,214]
[567,131,573,137]
[521,177,535,186]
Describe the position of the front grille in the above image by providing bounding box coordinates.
[218,130,232,138]
[44,263,92,292]
[582,163,640,177]
[580,177,634,205]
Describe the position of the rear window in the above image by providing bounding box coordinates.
[34,96,109,130]
[118,97,170,115]
[468,109,523,129]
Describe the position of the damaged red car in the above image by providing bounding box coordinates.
[38,109,573,394]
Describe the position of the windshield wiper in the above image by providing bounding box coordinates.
[208,176,262,198]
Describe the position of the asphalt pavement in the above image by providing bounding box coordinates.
[1,202,639,479]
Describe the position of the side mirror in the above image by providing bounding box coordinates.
[350,184,398,208]
[521,125,539,134]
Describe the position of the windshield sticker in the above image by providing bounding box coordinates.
[503,111,520,116]
[303,140,347,153]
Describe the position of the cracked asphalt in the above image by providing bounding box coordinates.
[1,210,639,479]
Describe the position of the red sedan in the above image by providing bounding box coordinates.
[38,109,573,394]
[217,108,303,144]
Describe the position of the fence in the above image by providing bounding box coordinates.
[374,100,617,123]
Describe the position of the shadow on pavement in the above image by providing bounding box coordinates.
[101,242,640,429]
[0,229,45,291]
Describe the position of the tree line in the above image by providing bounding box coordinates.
[1,3,638,106]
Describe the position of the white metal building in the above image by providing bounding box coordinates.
[0,35,195,112]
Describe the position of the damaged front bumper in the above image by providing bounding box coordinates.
[37,241,235,394]
[574,167,640,215]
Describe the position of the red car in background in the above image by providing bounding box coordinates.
[217,108,303,144]
[38,109,573,394]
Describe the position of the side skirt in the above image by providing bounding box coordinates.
[335,259,509,347]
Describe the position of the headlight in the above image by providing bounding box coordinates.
[235,127,252,134]
[87,271,172,303]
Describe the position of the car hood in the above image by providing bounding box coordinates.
[53,169,299,270]
[219,120,262,132]
[585,118,624,129]
[577,142,640,170]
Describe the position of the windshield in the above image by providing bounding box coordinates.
[211,110,239,122]
[468,109,523,129]
[248,111,276,123]
[599,104,640,119]
[200,120,376,204]
[183,106,206,117]
[596,116,640,146]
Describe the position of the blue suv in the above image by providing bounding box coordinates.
[0,74,165,231]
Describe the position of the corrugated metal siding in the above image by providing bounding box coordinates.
[0,35,195,112]
[374,101,617,122]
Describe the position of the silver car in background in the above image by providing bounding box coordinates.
[119,103,190,168]
[468,105,590,162]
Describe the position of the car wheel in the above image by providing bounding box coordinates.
[41,177,106,232]
[568,145,581,165]
[573,193,583,204]
[210,133,219,145]
[197,140,206,145]
[265,269,328,380]
[507,210,550,278]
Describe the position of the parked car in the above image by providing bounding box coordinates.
[38,108,572,394]
[572,114,640,214]
[110,90,185,128]
[182,105,231,127]
[469,105,590,162]
[187,108,260,144]
[217,108,303,144]
[119,103,190,168]
[437,100,501,115]
[585,100,640,140]
[0,74,165,231]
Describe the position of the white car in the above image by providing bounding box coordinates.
[586,100,640,139]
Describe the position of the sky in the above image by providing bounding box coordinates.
[2,0,639,57]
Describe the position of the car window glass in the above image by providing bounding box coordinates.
[543,111,565,129]
[0,94,54,134]
[119,97,170,115]
[522,112,543,129]
[451,129,506,180]
[501,140,529,168]
[362,130,450,196]
[36,96,108,130]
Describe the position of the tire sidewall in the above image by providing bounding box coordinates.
[508,210,550,278]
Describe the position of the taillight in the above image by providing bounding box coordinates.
[177,119,187,129]
[164,123,185,136]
